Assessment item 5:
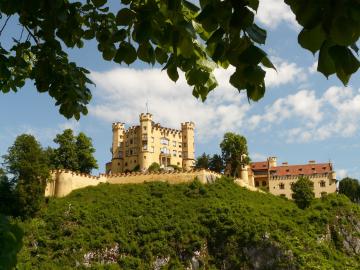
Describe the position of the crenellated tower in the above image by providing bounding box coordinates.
[181,121,195,170]
[110,122,125,173]
[139,113,153,170]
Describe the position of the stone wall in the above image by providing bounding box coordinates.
[45,169,225,198]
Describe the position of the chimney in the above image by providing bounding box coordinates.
[282,162,288,165]
[308,160,316,164]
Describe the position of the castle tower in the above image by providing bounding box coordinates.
[181,122,195,170]
[268,156,277,168]
[111,122,125,173]
[139,113,153,170]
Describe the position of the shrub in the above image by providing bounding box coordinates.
[148,162,161,172]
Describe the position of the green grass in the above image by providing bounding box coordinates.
[13,178,360,269]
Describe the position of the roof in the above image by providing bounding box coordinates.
[251,161,268,170]
[270,163,333,176]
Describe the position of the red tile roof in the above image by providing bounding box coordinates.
[270,163,332,176]
[251,161,269,170]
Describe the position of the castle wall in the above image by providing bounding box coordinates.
[45,169,224,198]
[269,173,337,199]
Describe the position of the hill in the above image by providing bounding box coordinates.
[10,178,360,269]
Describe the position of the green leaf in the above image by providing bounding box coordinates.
[155,47,168,64]
[112,29,127,43]
[261,56,276,70]
[330,16,359,46]
[92,0,106,8]
[230,68,247,90]
[167,65,179,82]
[186,69,209,86]
[247,0,259,11]
[317,41,336,78]
[245,24,266,45]
[102,45,116,61]
[329,45,360,85]
[116,8,136,26]
[137,43,155,64]
[298,24,325,54]
[238,45,267,65]
[247,84,265,101]
[115,42,137,65]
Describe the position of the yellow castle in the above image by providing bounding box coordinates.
[106,113,195,174]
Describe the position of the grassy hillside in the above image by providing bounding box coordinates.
[13,178,360,269]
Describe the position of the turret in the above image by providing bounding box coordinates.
[111,122,125,173]
[139,113,153,170]
[181,122,195,170]
[268,156,277,168]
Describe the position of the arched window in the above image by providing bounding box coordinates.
[279,183,285,190]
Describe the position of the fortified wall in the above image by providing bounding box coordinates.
[45,169,230,198]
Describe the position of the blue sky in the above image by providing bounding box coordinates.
[0,1,359,179]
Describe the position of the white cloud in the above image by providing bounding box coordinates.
[89,67,251,141]
[250,86,360,143]
[251,89,323,130]
[265,59,306,88]
[256,0,299,29]
[337,169,348,179]
[251,152,267,161]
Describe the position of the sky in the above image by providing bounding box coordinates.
[0,0,359,179]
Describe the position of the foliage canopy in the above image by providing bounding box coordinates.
[291,176,315,209]
[10,178,360,269]
[0,0,358,119]
[2,134,50,218]
[339,177,360,203]
[220,132,249,177]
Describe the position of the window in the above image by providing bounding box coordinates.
[151,136,154,143]
[125,162,128,166]
[262,181,267,186]
[255,181,259,187]
[173,141,176,147]
[172,150,176,157]
[150,146,154,153]
[143,126,147,130]
[183,143,187,147]
[160,147,169,154]
[179,152,182,158]
[143,144,147,150]
[177,162,180,165]
[118,151,123,158]
[144,156,146,159]
[279,183,285,189]
[160,137,169,145]
[130,149,133,155]
[179,143,182,148]
[320,181,326,187]
[130,139,133,144]
[134,160,137,164]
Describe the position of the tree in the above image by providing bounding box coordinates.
[195,153,210,169]
[209,154,224,173]
[0,168,15,215]
[220,132,249,177]
[339,177,360,203]
[76,132,98,174]
[291,176,315,209]
[52,129,79,171]
[0,1,358,119]
[52,129,98,174]
[2,134,50,218]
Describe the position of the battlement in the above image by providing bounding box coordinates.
[112,122,125,130]
[151,123,182,135]
[140,113,153,122]
[181,121,195,130]
[45,169,226,197]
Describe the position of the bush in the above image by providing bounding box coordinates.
[148,162,161,172]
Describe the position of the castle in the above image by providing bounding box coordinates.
[45,113,338,199]
[106,113,195,174]
[237,157,337,199]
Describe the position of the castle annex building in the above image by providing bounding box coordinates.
[249,157,337,199]
[106,113,195,174]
